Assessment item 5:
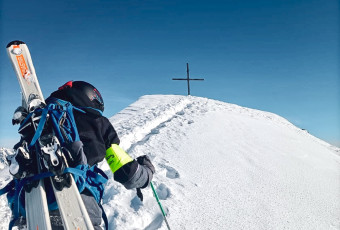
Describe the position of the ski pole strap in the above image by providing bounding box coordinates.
[136,188,143,201]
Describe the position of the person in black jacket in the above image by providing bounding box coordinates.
[49,81,155,229]
[10,81,155,229]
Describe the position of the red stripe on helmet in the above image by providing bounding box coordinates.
[58,81,73,90]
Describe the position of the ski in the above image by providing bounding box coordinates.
[7,41,94,230]
[7,40,52,230]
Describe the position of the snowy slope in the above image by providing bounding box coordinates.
[0,95,339,230]
[0,148,14,228]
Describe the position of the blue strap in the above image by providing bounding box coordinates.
[64,166,108,203]
[99,202,109,230]
[28,106,50,149]
[66,104,80,142]
[68,165,108,230]
[78,106,103,116]
[0,180,15,196]
[8,217,16,230]
[26,100,86,148]
[3,165,108,230]
[50,109,66,144]
[73,106,86,114]
[6,171,54,229]
[18,112,34,131]
[64,166,107,184]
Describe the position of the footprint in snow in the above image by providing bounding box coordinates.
[144,213,163,230]
[187,120,194,124]
[159,164,180,179]
[130,195,143,211]
[165,166,180,179]
[176,110,185,116]
[156,183,171,200]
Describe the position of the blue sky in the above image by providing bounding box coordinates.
[0,0,339,148]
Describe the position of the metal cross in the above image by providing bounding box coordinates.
[172,63,204,95]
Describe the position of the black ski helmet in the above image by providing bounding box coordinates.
[56,81,104,112]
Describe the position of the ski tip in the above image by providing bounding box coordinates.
[6,40,25,48]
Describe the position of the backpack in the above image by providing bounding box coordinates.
[0,97,109,229]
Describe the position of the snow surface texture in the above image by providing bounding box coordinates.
[0,95,339,230]
[0,148,14,228]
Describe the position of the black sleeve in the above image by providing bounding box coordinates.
[101,117,152,189]
[101,116,120,148]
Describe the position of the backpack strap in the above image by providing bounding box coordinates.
[0,180,15,196]
[2,171,55,229]
[23,98,86,149]
[65,165,108,203]
[99,202,109,230]
[27,106,49,149]
[64,165,109,230]
[77,106,103,116]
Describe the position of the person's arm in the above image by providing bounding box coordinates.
[106,144,154,189]
[102,117,155,189]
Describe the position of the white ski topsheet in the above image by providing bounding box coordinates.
[52,176,94,230]
[6,41,44,108]
[7,41,52,230]
[25,180,52,230]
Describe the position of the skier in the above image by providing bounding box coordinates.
[9,81,155,229]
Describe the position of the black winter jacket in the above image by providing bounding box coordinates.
[48,89,153,189]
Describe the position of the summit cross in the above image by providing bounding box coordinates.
[172,63,204,95]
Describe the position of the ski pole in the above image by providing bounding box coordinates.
[150,181,171,230]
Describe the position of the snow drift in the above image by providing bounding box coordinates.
[0,95,339,230]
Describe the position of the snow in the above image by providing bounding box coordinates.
[0,95,339,230]
[0,148,13,228]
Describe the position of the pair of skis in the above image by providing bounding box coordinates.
[6,41,94,230]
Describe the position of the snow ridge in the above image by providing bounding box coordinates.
[109,95,192,152]
[105,95,340,229]
[112,95,339,155]
[0,148,12,170]
[0,95,339,230]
